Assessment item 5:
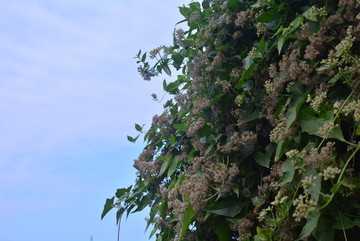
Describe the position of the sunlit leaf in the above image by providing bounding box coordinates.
[257,227,273,241]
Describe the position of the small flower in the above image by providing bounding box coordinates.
[286,149,299,158]
[301,175,316,194]
[293,194,317,222]
[310,92,327,113]
[258,206,273,221]
[255,22,266,36]
[286,82,295,92]
[306,94,312,103]
[321,166,341,181]
[354,109,360,122]
[270,121,286,143]
[317,121,335,138]
[271,191,288,205]
[265,80,275,95]
[248,47,258,59]
[307,6,327,20]
[232,31,243,40]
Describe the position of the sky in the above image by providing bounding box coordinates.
[0,1,187,240]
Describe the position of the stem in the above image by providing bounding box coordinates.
[319,145,360,210]
[316,77,360,150]
[117,212,122,241]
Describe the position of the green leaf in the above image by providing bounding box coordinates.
[127,135,137,143]
[205,142,215,155]
[235,94,245,106]
[356,125,360,135]
[299,107,345,141]
[216,45,229,51]
[135,123,143,132]
[136,49,141,58]
[141,52,147,62]
[278,158,295,184]
[116,208,123,225]
[151,93,158,100]
[174,123,187,131]
[101,197,115,219]
[303,169,321,202]
[181,38,195,46]
[297,212,320,240]
[330,181,344,194]
[289,15,304,28]
[167,157,178,177]
[179,6,190,18]
[257,9,280,23]
[162,64,172,76]
[172,52,184,70]
[277,35,287,54]
[286,95,305,130]
[206,198,244,218]
[303,9,317,21]
[275,140,288,161]
[353,218,360,227]
[163,80,179,94]
[179,204,195,240]
[169,135,176,145]
[232,185,240,197]
[211,217,231,241]
[227,0,241,11]
[244,56,253,70]
[258,36,266,53]
[307,21,320,33]
[315,217,335,241]
[333,216,355,230]
[236,64,254,89]
[254,152,270,168]
[257,227,273,241]
[239,108,260,125]
[158,157,172,177]
[115,186,131,199]
[252,196,266,206]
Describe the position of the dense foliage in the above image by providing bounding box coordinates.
[102,0,360,240]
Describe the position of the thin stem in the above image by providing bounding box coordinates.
[319,145,360,210]
[117,212,122,241]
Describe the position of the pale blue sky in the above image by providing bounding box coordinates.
[0,1,186,240]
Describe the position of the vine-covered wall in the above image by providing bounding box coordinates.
[103,0,360,240]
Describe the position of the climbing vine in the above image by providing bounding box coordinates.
[103,0,360,240]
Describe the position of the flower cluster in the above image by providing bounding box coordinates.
[321,166,341,181]
[292,194,317,222]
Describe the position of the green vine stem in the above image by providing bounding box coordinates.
[319,144,360,211]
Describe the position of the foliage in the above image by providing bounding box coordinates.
[103,0,360,240]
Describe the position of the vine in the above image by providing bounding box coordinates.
[102,0,360,240]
